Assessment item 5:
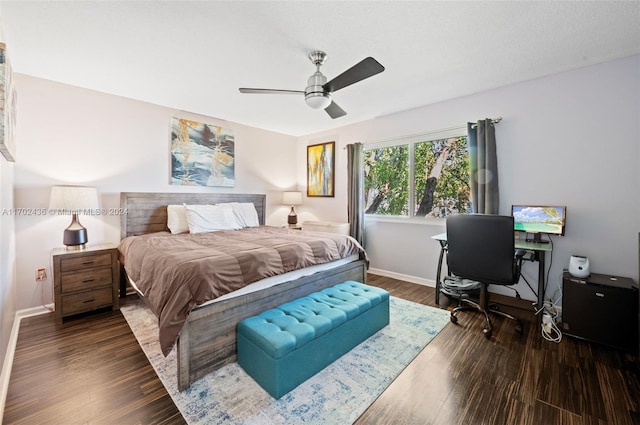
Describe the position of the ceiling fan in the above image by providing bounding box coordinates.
[239,51,385,119]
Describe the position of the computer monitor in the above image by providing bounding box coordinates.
[511,205,566,243]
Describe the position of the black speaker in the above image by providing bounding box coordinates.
[562,272,638,353]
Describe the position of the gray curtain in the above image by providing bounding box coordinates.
[346,143,365,245]
[468,119,499,214]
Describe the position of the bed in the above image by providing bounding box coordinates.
[119,192,367,391]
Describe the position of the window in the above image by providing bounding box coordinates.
[364,129,471,219]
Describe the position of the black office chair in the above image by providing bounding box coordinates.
[445,213,525,338]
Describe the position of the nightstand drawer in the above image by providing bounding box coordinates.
[61,267,113,294]
[62,286,113,316]
[60,253,112,272]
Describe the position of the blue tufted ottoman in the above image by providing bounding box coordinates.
[237,281,390,399]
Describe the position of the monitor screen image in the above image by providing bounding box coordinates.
[511,205,566,239]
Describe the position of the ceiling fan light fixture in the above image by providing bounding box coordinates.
[239,50,384,119]
[305,91,332,109]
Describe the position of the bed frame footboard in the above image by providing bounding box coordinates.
[176,259,367,391]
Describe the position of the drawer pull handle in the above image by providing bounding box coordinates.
[82,279,95,283]
[82,261,95,265]
[83,298,95,303]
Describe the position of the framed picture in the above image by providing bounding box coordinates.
[307,141,335,197]
[170,117,235,187]
[0,43,16,162]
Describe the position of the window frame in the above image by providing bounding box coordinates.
[363,125,468,224]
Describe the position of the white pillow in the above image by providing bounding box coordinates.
[228,202,260,228]
[184,203,242,233]
[167,205,189,234]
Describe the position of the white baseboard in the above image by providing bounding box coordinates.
[0,304,53,424]
[368,268,436,288]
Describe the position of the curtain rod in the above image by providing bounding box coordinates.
[471,117,502,128]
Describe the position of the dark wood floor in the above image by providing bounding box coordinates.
[3,307,183,425]
[4,275,640,425]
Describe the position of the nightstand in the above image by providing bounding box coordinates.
[52,243,120,323]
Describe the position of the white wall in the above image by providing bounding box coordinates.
[0,150,16,371]
[298,55,640,301]
[0,8,17,373]
[12,75,298,310]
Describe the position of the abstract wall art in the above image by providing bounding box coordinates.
[307,141,335,197]
[0,43,16,162]
[170,117,235,187]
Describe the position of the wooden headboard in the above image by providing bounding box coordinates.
[120,192,267,238]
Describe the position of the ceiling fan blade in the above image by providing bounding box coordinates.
[239,88,304,95]
[323,57,385,93]
[325,101,346,119]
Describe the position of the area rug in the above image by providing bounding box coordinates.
[121,296,450,425]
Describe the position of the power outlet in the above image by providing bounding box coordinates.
[36,267,47,282]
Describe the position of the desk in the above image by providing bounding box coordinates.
[431,233,552,320]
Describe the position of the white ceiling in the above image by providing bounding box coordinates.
[1,1,639,137]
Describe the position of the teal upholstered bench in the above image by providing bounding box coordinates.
[237,281,390,399]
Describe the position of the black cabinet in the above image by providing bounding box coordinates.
[562,272,638,353]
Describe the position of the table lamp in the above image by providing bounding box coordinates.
[49,185,99,249]
[282,191,302,226]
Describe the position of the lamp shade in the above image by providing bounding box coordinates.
[49,186,99,249]
[49,185,99,212]
[282,191,303,206]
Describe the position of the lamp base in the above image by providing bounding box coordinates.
[64,244,87,251]
[63,213,88,249]
[287,206,298,226]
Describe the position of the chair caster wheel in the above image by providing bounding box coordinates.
[450,314,458,324]
[483,328,492,339]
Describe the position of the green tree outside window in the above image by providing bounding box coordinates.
[364,136,470,218]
